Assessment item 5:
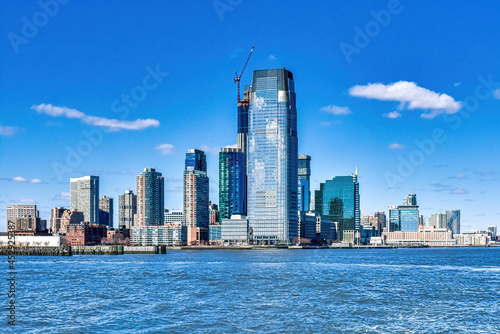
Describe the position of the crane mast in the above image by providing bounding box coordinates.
[234,45,255,103]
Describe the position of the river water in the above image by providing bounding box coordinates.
[3,247,500,333]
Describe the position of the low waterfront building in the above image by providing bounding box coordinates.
[209,224,222,243]
[130,225,185,246]
[298,211,318,242]
[64,222,107,246]
[221,215,249,245]
[456,231,491,246]
[0,234,62,247]
[164,209,183,225]
[487,225,497,240]
[382,226,456,246]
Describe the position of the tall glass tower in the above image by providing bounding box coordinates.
[314,171,360,241]
[298,154,311,212]
[136,168,165,226]
[219,147,246,220]
[446,209,460,235]
[247,68,298,244]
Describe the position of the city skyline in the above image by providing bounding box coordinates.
[1,1,499,232]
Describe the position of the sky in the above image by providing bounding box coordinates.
[1,0,499,232]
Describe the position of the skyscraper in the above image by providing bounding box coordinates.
[446,209,460,235]
[70,175,99,225]
[219,147,246,220]
[183,149,209,244]
[298,154,311,212]
[314,171,360,241]
[374,211,387,232]
[237,86,251,153]
[388,194,420,232]
[99,196,113,228]
[119,190,137,229]
[246,68,298,244]
[136,168,164,226]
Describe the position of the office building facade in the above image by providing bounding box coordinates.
[99,196,113,228]
[246,68,298,244]
[219,147,246,220]
[446,209,460,235]
[70,175,100,225]
[298,154,311,212]
[7,205,39,224]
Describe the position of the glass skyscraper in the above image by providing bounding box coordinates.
[136,168,165,226]
[183,149,209,244]
[219,147,246,220]
[314,172,360,241]
[446,209,460,235]
[388,194,420,232]
[298,154,311,212]
[70,175,99,225]
[246,69,298,244]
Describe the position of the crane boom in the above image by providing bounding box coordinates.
[234,45,255,103]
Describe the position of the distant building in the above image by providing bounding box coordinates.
[446,210,460,235]
[456,231,491,246]
[64,223,107,246]
[209,202,219,225]
[56,209,84,234]
[246,69,298,245]
[374,211,386,232]
[130,225,184,246]
[137,168,165,226]
[382,226,455,246]
[388,195,420,232]
[70,175,99,225]
[429,213,447,229]
[119,190,137,229]
[298,155,311,212]
[164,209,183,225]
[487,225,497,240]
[219,147,246,220]
[403,194,417,206]
[209,224,222,243]
[7,205,38,224]
[298,211,318,241]
[314,169,360,242]
[14,215,46,232]
[50,207,66,234]
[0,234,62,247]
[362,215,380,236]
[99,196,113,228]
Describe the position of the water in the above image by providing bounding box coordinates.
[2,248,500,333]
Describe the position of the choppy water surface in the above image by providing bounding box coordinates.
[3,248,500,333]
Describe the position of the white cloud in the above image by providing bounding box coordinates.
[450,188,468,195]
[0,125,18,136]
[449,173,467,179]
[53,192,70,201]
[388,143,404,150]
[320,121,332,127]
[320,105,352,115]
[12,176,28,182]
[383,111,402,119]
[268,55,277,61]
[494,89,500,99]
[349,81,462,119]
[155,143,174,155]
[32,104,160,131]
[453,82,461,87]
[199,145,220,154]
[31,179,43,183]
[19,199,36,204]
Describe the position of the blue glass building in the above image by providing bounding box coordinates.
[219,147,246,219]
[446,209,460,235]
[246,69,298,244]
[388,194,420,232]
[314,172,360,241]
[298,154,311,212]
[185,149,207,172]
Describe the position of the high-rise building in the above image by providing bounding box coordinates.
[246,68,298,244]
[237,86,251,153]
[446,209,460,235]
[429,213,447,229]
[374,211,387,232]
[487,225,497,240]
[136,168,165,226]
[99,196,113,228]
[7,205,38,224]
[50,207,66,234]
[70,176,99,225]
[298,154,311,212]
[404,194,417,206]
[314,170,360,242]
[209,201,219,225]
[183,149,209,244]
[119,190,137,229]
[219,147,246,220]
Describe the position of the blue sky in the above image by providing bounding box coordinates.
[1,0,499,232]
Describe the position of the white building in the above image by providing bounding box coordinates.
[0,235,62,247]
[131,225,184,246]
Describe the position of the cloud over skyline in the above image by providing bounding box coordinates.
[155,143,174,155]
[320,105,352,115]
[32,104,160,131]
[349,81,462,119]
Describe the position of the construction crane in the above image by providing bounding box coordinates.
[234,45,255,103]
